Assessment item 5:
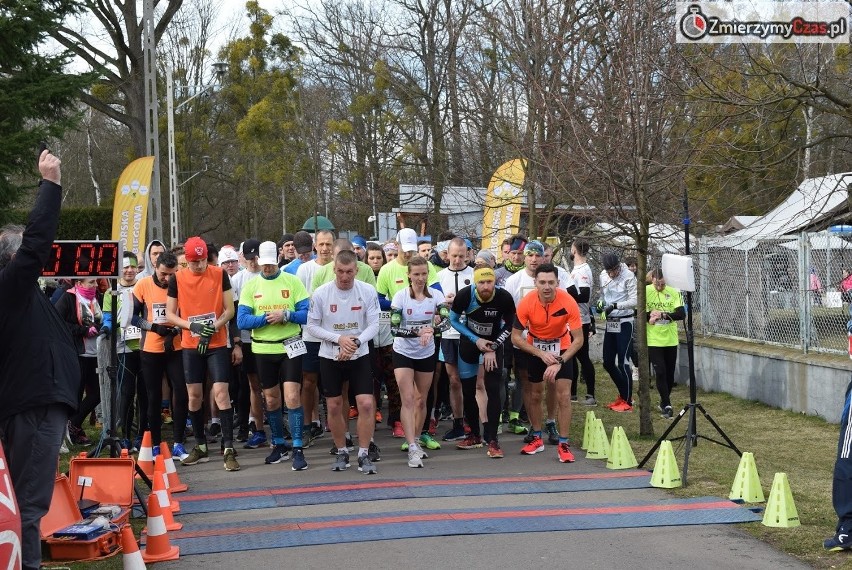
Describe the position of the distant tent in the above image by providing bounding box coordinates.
[302,215,335,232]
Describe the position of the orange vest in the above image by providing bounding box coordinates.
[133,277,182,353]
[173,265,228,350]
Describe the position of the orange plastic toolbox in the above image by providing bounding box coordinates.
[68,452,136,525]
[40,475,120,561]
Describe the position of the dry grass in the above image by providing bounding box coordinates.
[579,371,852,569]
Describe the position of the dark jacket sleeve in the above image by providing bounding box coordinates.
[0,180,61,298]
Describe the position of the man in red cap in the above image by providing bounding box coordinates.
[166,236,239,471]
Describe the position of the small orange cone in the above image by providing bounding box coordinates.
[159,442,188,493]
[141,492,180,562]
[136,431,154,479]
[154,455,180,513]
[146,466,182,532]
[119,525,147,569]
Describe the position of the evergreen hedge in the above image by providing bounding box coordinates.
[6,207,112,239]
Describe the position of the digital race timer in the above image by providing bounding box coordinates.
[41,240,123,279]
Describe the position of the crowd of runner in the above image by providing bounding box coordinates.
[54,227,686,475]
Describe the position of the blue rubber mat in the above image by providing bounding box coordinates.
[176,471,653,515]
[154,497,760,555]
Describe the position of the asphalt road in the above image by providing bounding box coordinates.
[155,419,809,570]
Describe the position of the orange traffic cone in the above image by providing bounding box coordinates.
[153,455,180,513]
[141,492,180,562]
[136,431,154,479]
[159,442,188,493]
[146,466,182,532]
[119,525,147,569]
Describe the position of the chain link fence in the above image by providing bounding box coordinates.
[696,231,852,355]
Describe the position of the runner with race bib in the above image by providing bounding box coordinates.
[512,263,583,463]
[237,241,311,470]
[390,257,449,468]
[306,250,381,475]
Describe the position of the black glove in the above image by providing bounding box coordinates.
[189,322,216,337]
[197,334,211,355]
[99,326,110,339]
[151,323,172,337]
[604,303,616,317]
[163,331,176,353]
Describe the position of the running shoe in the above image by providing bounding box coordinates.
[607,396,626,410]
[348,406,358,420]
[375,411,383,423]
[181,446,209,465]
[521,435,544,455]
[223,448,240,471]
[442,425,466,441]
[235,426,249,442]
[545,421,559,445]
[244,431,267,449]
[330,436,355,454]
[583,395,598,406]
[419,433,441,450]
[824,532,852,551]
[557,442,575,463]
[332,451,350,471]
[392,421,405,438]
[570,395,578,402]
[265,444,291,464]
[428,418,437,436]
[507,418,529,435]
[487,440,504,458]
[661,405,674,419]
[208,422,221,441]
[291,448,308,471]
[161,408,173,424]
[368,441,381,462]
[407,447,423,468]
[401,441,409,452]
[358,454,377,475]
[310,423,325,440]
[612,400,634,413]
[457,435,483,449]
[172,442,189,462]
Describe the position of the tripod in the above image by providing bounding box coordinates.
[88,286,152,514]
[637,191,741,484]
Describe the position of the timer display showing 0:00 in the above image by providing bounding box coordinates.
[42,241,121,278]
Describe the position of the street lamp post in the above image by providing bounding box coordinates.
[167,62,228,245]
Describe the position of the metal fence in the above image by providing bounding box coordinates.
[696,231,852,355]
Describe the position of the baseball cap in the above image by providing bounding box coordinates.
[293,231,313,254]
[602,253,620,270]
[241,239,261,260]
[352,235,367,249]
[397,228,418,253]
[184,236,208,262]
[219,247,239,263]
[258,241,278,265]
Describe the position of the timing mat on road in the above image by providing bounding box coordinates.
[158,497,760,555]
[176,470,653,514]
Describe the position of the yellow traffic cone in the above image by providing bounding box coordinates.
[581,411,596,450]
[606,426,638,470]
[762,473,800,528]
[650,440,682,488]
[585,418,609,460]
[729,452,765,503]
